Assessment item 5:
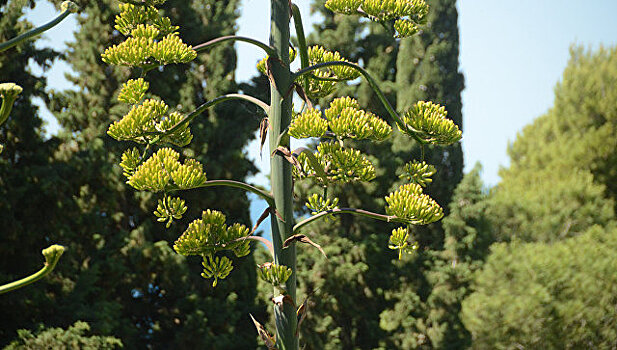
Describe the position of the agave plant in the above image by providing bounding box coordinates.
[102,1,461,348]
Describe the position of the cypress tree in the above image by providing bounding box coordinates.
[2,1,264,348]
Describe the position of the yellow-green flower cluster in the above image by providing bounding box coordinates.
[114,3,176,37]
[400,160,436,187]
[174,209,251,258]
[154,195,188,228]
[298,142,376,184]
[0,83,23,126]
[257,262,293,287]
[388,227,419,260]
[385,183,443,224]
[108,95,192,146]
[289,109,328,139]
[400,101,462,145]
[127,148,207,192]
[202,255,233,287]
[306,46,360,98]
[306,194,339,215]
[325,97,391,141]
[102,31,196,67]
[325,0,428,38]
[289,97,391,141]
[118,78,149,104]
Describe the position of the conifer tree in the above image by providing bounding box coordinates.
[2,1,264,348]
[488,46,617,243]
[290,0,466,347]
[462,46,617,349]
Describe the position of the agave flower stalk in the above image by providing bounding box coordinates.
[102,1,461,349]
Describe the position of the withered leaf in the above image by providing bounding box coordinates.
[283,234,327,258]
[259,117,269,157]
[250,314,277,349]
[294,83,314,110]
[272,146,303,174]
[272,293,296,309]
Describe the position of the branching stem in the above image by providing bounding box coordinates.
[0,245,64,294]
[0,5,75,53]
[293,61,426,145]
[148,94,269,145]
[193,35,275,57]
[293,207,403,233]
[195,180,274,206]
[290,4,310,92]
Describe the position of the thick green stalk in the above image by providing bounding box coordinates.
[268,1,298,349]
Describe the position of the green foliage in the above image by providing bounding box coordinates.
[4,322,122,350]
[462,225,617,349]
[489,46,617,243]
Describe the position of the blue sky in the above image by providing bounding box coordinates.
[26,0,617,188]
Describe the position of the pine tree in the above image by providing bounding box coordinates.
[488,46,617,243]
[1,1,264,348]
[461,46,617,349]
[287,0,466,347]
[462,224,617,349]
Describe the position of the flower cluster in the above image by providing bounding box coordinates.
[325,0,429,38]
[385,183,443,225]
[400,101,462,145]
[297,142,376,184]
[289,97,391,141]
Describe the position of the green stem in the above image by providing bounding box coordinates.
[293,208,401,233]
[293,61,426,145]
[290,4,310,92]
[269,1,298,349]
[193,35,275,57]
[195,180,274,206]
[148,93,269,145]
[0,3,76,53]
[0,245,64,295]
